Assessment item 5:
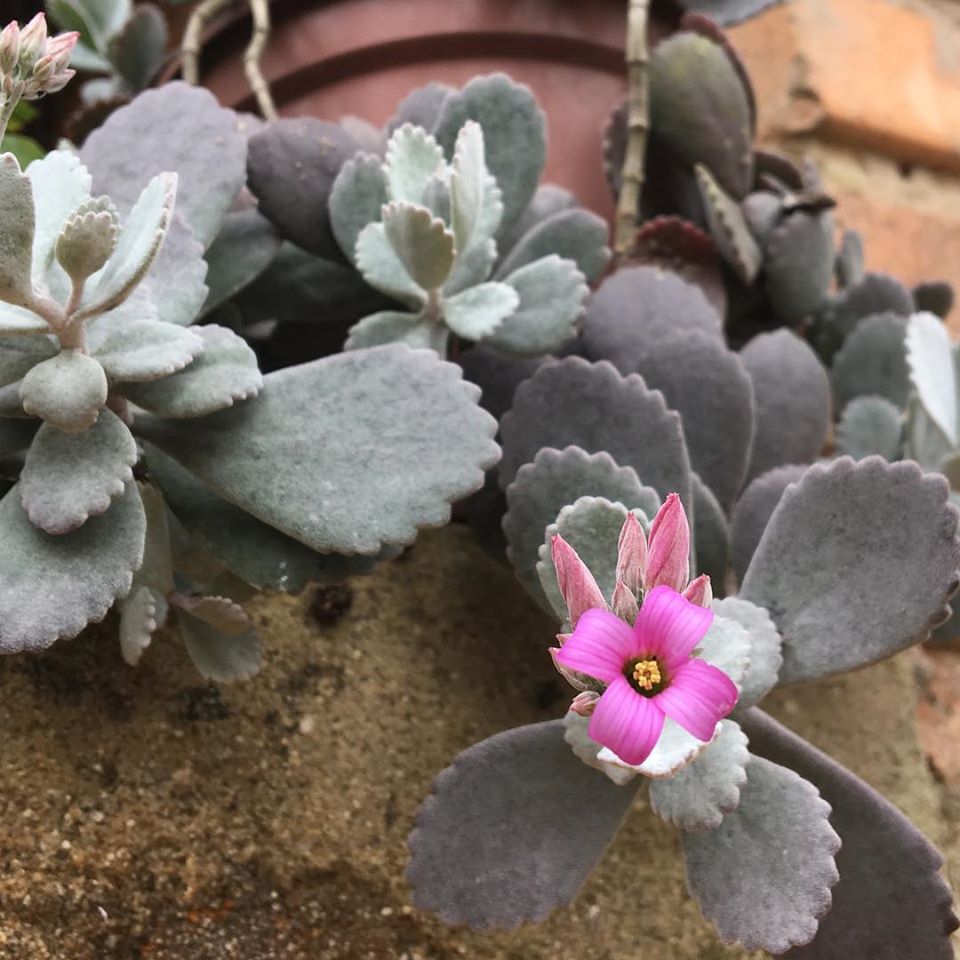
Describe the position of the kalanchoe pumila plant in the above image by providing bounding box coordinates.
[409,460,960,956]
[0,39,500,677]
[235,74,610,364]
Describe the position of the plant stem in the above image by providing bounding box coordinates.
[0,92,20,146]
[181,0,235,86]
[244,0,278,120]
[614,0,651,260]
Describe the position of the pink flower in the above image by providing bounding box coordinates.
[644,492,690,593]
[554,586,738,766]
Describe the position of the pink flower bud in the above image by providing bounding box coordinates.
[551,534,607,628]
[44,31,79,63]
[549,642,594,692]
[682,574,713,608]
[570,690,600,717]
[17,13,47,70]
[0,21,20,75]
[611,579,639,624]
[615,512,647,595]
[644,492,690,593]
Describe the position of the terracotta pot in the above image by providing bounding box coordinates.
[165,0,677,222]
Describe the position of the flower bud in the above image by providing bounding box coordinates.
[570,690,600,717]
[16,13,47,71]
[551,534,607,628]
[682,574,713,608]
[644,492,690,593]
[615,511,647,595]
[611,579,639,624]
[0,21,20,75]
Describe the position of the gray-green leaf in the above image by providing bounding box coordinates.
[21,407,137,534]
[123,324,262,417]
[0,480,145,652]
[20,350,108,434]
[443,281,517,341]
[0,154,36,308]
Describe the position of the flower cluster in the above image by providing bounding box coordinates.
[0,14,77,103]
[550,494,738,767]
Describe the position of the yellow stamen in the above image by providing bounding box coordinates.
[632,658,661,691]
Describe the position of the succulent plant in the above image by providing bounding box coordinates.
[0,60,500,678]
[409,436,960,957]
[238,74,611,363]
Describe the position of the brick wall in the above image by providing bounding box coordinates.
[730,0,960,331]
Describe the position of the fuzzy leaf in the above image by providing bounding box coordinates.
[497,184,576,255]
[443,281,517,341]
[683,756,840,952]
[247,117,366,257]
[740,457,960,683]
[119,584,167,666]
[832,312,909,411]
[649,720,749,831]
[448,121,490,254]
[388,82,454,133]
[765,210,835,321]
[0,335,57,386]
[82,82,246,248]
[837,395,903,461]
[695,165,761,284]
[201,208,281,316]
[730,464,806,586]
[56,206,118,286]
[78,172,177,318]
[135,345,499,554]
[713,596,782,709]
[607,328,755,513]
[0,154,36,308]
[27,150,91,295]
[905,311,957,444]
[123,325,261,417]
[485,256,588,357]
[108,3,167,90]
[459,345,543,421]
[177,595,251,635]
[499,358,693,512]
[384,124,446,207]
[407,719,639,928]
[742,708,958,960]
[817,272,914,363]
[835,228,865,289]
[21,408,137,535]
[136,480,174,594]
[88,312,205,382]
[177,608,261,681]
[692,473,729,590]
[582,266,724,370]
[329,153,390,267]
[145,444,379,590]
[381,202,455,292]
[503,446,658,600]
[536,497,656,621]
[913,280,954,320]
[0,303,49,336]
[650,34,753,198]
[356,221,428,306]
[434,74,545,236]
[0,480,145,652]
[495,207,609,284]
[740,329,831,483]
[698,614,752,691]
[345,310,445,353]
[21,350,108,434]
[905,395,955,472]
[134,213,208,328]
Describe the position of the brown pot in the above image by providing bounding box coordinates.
[165,0,677,222]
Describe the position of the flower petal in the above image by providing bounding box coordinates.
[655,659,738,742]
[554,608,637,684]
[644,492,690,592]
[634,584,714,671]
[589,675,666,766]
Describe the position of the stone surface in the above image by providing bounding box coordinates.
[0,525,954,958]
